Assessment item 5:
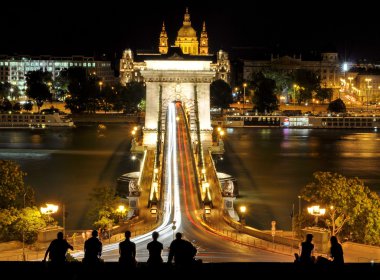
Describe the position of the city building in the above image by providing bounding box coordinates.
[120,8,230,86]
[159,7,209,56]
[0,55,115,97]
[243,52,342,90]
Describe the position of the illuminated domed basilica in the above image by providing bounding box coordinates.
[120,7,230,86]
[119,7,231,148]
[159,8,208,56]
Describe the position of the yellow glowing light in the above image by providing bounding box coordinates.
[145,60,211,71]
[40,203,59,215]
[307,205,326,216]
[117,205,126,214]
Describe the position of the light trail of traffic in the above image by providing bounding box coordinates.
[72,102,181,259]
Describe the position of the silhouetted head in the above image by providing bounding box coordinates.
[57,232,64,239]
[175,232,182,240]
[306,234,313,242]
[125,230,131,239]
[152,231,159,240]
[330,236,338,245]
[92,230,98,237]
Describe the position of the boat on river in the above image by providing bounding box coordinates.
[0,111,74,129]
[212,114,380,129]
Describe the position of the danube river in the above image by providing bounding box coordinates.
[1,125,379,231]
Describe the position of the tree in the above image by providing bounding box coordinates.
[301,171,380,245]
[88,186,120,230]
[25,70,52,112]
[0,82,18,100]
[0,160,26,209]
[98,85,115,113]
[124,81,145,113]
[62,67,102,113]
[316,88,333,103]
[0,207,46,243]
[251,72,279,113]
[0,99,12,112]
[0,161,49,243]
[292,69,320,104]
[12,102,21,112]
[23,101,33,112]
[112,84,128,112]
[210,79,233,110]
[0,208,19,241]
[262,70,292,95]
[328,98,346,113]
[14,207,47,243]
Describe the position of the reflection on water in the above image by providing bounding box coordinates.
[217,128,380,231]
[0,125,136,230]
[1,126,380,232]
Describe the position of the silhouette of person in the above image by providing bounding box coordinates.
[168,232,197,267]
[83,229,102,264]
[43,231,73,264]
[329,236,344,265]
[119,230,136,269]
[147,231,163,267]
[299,233,314,264]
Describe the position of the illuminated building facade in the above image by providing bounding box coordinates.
[120,8,231,146]
[120,8,230,86]
[243,52,341,89]
[0,55,115,97]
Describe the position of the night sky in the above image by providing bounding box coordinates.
[2,0,380,61]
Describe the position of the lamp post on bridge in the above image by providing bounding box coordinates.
[239,205,246,226]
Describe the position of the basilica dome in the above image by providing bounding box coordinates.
[177,25,197,38]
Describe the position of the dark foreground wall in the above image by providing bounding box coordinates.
[0,262,378,280]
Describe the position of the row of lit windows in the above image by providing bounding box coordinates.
[1,115,46,120]
[0,61,97,67]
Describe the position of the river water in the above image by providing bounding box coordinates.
[1,125,379,231]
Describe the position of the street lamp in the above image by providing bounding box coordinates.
[98,81,103,92]
[307,205,326,226]
[365,78,372,112]
[40,203,59,216]
[116,205,127,223]
[298,195,301,216]
[242,83,247,114]
[201,168,206,180]
[234,87,239,102]
[239,205,247,226]
[328,205,337,236]
[293,84,298,107]
[348,77,353,93]
[40,203,67,237]
[218,129,224,146]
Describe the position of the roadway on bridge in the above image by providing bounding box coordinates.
[73,102,292,262]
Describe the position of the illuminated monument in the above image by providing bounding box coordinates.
[120,8,230,147]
